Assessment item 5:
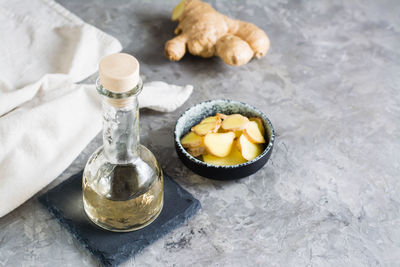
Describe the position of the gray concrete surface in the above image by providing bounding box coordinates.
[1,0,399,266]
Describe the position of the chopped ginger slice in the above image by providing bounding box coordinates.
[249,117,265,136]
[244,121,266,144]
[200,116,220,124]
[191,121,220,136]
[180,131,203,148]
[221,114,249,131]
[204,132,235,157]
[237,134,263,161]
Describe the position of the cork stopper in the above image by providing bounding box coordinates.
[99,53,140,107]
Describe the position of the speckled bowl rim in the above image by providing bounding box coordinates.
[174,99,275,169]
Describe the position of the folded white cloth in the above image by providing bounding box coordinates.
[0,0,193,217]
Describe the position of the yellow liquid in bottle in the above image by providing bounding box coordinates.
[82,147,163,232]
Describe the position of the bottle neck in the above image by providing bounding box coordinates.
[102,96,140,164]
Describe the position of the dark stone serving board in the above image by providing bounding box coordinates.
[39,171,201,266]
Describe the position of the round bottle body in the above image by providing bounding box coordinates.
[82,145,163,232]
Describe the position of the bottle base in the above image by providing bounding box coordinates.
[83,200,164,232]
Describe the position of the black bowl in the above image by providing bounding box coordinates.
[174,99,275,180]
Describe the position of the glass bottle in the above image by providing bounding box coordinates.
[82,53,163,232]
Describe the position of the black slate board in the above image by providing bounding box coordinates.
[39,171,201,266]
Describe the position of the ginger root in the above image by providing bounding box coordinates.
[165,0,270,66]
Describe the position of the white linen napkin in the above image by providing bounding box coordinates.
[0,0,193,217]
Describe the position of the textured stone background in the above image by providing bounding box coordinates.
[0,0,399,266]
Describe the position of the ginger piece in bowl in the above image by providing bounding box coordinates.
[221,114,249,131]
[204,132,235,157]
[249,117,265,136]
[191,117,221,136]
[237,134,263,161]
[244,121,266,144]
[200,116,219,124]
[181,131,207,158]
[180,131,203,148]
